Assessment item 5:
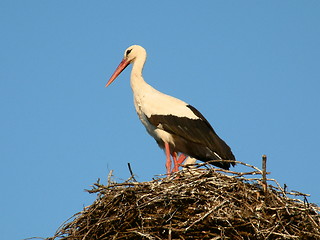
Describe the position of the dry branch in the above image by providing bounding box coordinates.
[48,160,320,240]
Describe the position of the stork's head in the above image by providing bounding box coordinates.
[123,45,146,63]
[106,45,146,87]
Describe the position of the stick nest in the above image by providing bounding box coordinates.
[50,161,320,240]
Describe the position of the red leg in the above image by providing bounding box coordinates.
[164,142,172,175]
[177,154,187,164]
[172,152,179,173]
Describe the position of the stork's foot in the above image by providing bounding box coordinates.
[171,153,188,173]
[164,143,189,175]
[177,154,187,165]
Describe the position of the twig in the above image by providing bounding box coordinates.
[107,170,114,185]
[262,154,268,198]
[132,231,156,240]
[185,200,228,231]
[127,162,138,182]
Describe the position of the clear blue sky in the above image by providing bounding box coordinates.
[1,1,319,239]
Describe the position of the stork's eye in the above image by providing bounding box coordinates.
[126,49,132,56]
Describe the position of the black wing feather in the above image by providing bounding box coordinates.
[147,105,235,169]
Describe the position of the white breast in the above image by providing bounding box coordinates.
[133,94,176,146]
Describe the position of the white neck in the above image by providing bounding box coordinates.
[130,53,151,94]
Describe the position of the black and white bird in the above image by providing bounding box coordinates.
[106,45,235,174]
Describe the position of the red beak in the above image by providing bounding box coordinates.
[105,59,130,87]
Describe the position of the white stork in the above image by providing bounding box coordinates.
[106,45,235,174]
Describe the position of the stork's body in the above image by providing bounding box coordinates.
[106,45,235,174]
